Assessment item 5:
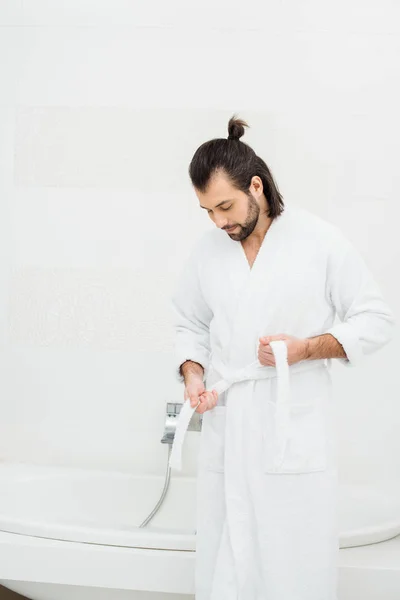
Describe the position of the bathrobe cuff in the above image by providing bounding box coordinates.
[325,323,363,367]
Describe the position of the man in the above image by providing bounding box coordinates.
[171,115,395,600]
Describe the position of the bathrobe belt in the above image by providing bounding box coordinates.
[168,341,327,471]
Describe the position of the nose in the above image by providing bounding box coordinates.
[215,218,229,229]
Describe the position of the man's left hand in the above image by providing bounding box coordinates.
[258,334,309,366]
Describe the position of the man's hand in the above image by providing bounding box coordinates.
[184,376,218,414]
[258,334,309,366]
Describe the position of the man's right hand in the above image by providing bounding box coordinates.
[184,376,218,414]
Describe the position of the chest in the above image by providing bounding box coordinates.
[241,242,260,269]
[199,240,329,318]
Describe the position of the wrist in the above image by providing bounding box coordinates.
[185,373,204,385]
[303,338,311,360]
[180,360,205,383]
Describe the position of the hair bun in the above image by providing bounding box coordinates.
[227,114,249,141]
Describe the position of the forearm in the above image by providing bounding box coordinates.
[179,360,204,384]
[304,333,347,361]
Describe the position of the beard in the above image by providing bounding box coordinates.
[227,192,260,241]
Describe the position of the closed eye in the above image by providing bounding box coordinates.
[207,204,233,213]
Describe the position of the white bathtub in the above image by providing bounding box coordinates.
[1,462,400,600]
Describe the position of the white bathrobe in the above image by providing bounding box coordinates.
[171,205,394,600]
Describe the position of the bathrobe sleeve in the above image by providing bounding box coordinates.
[171,240,213,383]
[324,237,395,367]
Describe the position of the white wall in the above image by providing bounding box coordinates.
[0,0,398,486]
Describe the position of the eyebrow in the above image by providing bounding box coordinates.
[200,199,234,210]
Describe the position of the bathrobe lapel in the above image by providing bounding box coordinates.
[226,207,290,367]
[214,209,290,596]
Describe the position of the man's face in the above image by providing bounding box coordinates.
[196,171,261,242]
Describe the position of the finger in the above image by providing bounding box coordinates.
[195,389,219,413]
[195,393,209,413]
[263,349,275,357]
[196,399,209,414]
[190,395,201,408]
[204,391,215,410]
[210,390,218,409]
[259,349,274,361]
[262,334,286,343]
[258,350,276,365]
[201,391,217,411]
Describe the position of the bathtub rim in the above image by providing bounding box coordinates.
[0,461,197,550]
[0,529,196,594]
[2,529,400,599]
[1,461,400,550]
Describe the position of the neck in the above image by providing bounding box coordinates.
[246,208,273,246]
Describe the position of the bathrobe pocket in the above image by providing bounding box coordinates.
[199,405,226,473]
[263,399,327,474]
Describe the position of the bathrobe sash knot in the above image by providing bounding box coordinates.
[169,340,327,471]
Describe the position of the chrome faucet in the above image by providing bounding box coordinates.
[160,402,202,444]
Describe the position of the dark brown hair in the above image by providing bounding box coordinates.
[188,114,285,219]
